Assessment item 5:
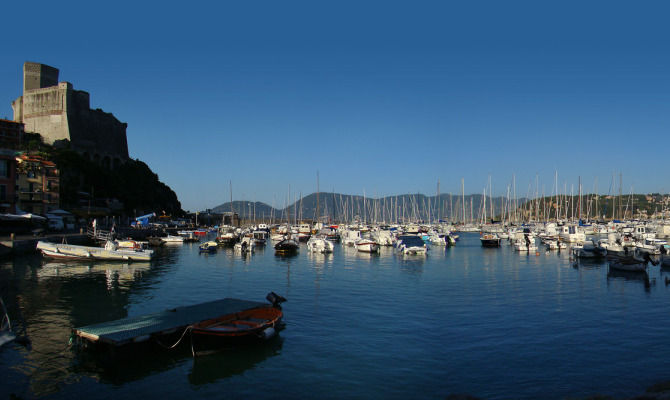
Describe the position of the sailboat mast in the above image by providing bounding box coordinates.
[230,180,234,225]
[462,178,465,224]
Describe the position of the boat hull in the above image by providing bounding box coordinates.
[480,239,501,247]
[355,240,379,253]
[191,306,283,350]
[37,241,154,261]
[274,239,299,255]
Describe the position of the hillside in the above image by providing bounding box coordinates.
[54,149,182,216]
[19,134,182,217]
[211,192,516,223]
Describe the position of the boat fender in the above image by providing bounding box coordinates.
[259,327,276,340]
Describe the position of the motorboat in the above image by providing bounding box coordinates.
[37,240,154,261]
[543,238,566,250]
[217,226,239,247]
[559,225,586,244]
[274,237,299,255]
[234,236,255,253]
[162,235,185,244]
[513,232,538,252]
[306,237,334,253]
[370,229,395,246]
[116,239,145,249]
[252,230,268,246]
[395,235,427,255]
[572,240,606,259]
[354,238,379,253]
[199,241,218,253]
[340,229,361,247]
[635,238,666,256]
[480,233,501,247]
[318,226,340,242]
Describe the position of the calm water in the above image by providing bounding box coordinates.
[1,233,669,399]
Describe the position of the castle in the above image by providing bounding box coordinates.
[11,62,129,168]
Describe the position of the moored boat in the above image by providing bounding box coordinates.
[480,233,501,247]
[395,235,427,255]
[162,235,185,244]
[354,238,379,253]
[190,292,286,349]
[572,240,606,259]
[199,241,218,253]
[234,237,255,253]
[37,240,154,261]
[274,237,299,255]
[306,237,334,253]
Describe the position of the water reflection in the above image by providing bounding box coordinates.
[72,336,283,387]
[607,267,653,291]
[188,337,283,385]
[571,258,607,270]
[38,261,151,285]
[398,254,425,275]
[307,251,333,267]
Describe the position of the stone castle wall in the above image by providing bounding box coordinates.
[11,62,129,163]
[12,83,71,144]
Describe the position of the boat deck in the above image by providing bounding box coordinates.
[73,298,268,347]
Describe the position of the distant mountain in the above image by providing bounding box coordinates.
[210,192,666,223]
[210,192,521,223]
[211,201,276,219]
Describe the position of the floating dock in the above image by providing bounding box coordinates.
[73,298,268,347]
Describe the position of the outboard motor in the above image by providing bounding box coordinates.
[266,292,287,308]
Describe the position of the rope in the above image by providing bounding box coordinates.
[155,325,197,357]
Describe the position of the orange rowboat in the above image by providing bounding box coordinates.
[190,292,286,347]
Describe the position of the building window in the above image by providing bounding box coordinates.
[0,160,8,178]
[0,185,6,201]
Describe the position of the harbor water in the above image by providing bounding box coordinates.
[1,233,670,399]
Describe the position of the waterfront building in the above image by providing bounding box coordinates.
[15,154,59,214]
[11,62,129,168]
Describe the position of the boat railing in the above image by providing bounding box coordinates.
[87,227,112,242]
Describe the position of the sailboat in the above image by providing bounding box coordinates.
[275,185,299,256]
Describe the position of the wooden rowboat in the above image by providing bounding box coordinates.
[190,292,286,349]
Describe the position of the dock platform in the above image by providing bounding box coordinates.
[73,298,268,347]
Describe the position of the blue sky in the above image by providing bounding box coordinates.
[2,1,669,211]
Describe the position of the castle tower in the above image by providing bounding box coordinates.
[12,62,129,164]
[23,62,59,92]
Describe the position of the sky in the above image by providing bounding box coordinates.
[2,1,669,211]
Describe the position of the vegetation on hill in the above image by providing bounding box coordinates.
[19,135,182,217]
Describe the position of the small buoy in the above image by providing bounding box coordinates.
[535,251,540,256]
